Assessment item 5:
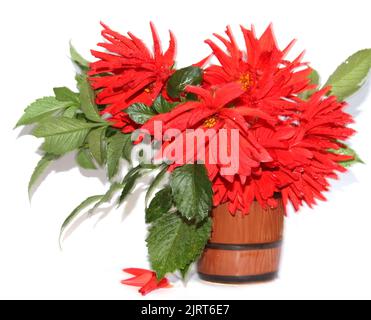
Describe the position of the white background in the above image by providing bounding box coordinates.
[0,0,370,300]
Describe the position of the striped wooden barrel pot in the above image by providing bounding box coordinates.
[198,198,284,284]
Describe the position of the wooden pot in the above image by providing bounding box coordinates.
[198,199,284,284]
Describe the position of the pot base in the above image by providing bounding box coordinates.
[198,272,278,284]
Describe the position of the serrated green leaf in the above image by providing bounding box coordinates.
[53,87,80,104]
[167,66,203,99]
[118,166,143,205]
[16,97,72,127]
[145,165,169,207]
[147,212,212,280]
[59,195,103,244]
[153,96,179,114]
[76,74,104,123]
[87,127,107,166]
[146,186,173,223]
[70,43,89,71]
[76,149,97,170]
[299,69,320,100]
[107,133,133,179]
[28,154,58,197]
[325,49,371,101]
[42,129,90,155]
[170,164,213,222]
[126,103,156,125]
[329,144,364,168]
[33,117,103,137]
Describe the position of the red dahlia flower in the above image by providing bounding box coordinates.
[213,88,355,214]
[203,25,314,121]
[89,22,176,133]
[141,83,273,182]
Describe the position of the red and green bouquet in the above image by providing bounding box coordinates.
[16,22,370,295]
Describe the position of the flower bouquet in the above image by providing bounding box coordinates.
[16,22,370,295]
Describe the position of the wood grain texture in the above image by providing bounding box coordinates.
[198,248,282,277]
[210,200,284,244]
[197,200,285,283]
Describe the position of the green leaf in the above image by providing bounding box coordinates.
[145,165,169,207]
[70,43,89,70]
[299,69,320,100]
[76,149,97,170]
[118,166,143,205]
[122,134,134,163]
[329,145,364,168]
[107,133,133,179]
[180,263,192,280]
[126,103,156,124]
[76,74,104,123]
[16,97,72,127]
[53,87,80,104]
[87,127,107,166]
[33,117,103,137]
[167,66,203,99]
[42,130,89,155]
[33,118,104,155]
[325,49,371,101]
[147,212,212,280]
[28,154,58,197]
[170,164,213,222]
[153,96,178,114]
[59,195,103,244]
[146,186,173,223]
[91,182,123,212]
[63,106,79,118]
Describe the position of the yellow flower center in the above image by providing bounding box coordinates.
[144,87,152,94]
[204,116,218,129]
[239,73,253,90]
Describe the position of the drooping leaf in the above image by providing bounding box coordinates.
[76,74,104,123]
[325,49,371,101]
[53,87,80,104]
[16,97,72,127]
[329,145,364,168]
[87,127,107,166]
[153,96,178,114]
[299,69,320,100]
[147,212,212,280]
[118,166,143,205]
[91,182,123,212]
[76,149,97,170]
[28,154,58,197]
[126,103,156,124]
[70,43,89,71]
[145,165,169,207]
[167,66,203,99]
[107,133,133,179]
[170,164,213,222]
[59,195,103,244]
[146,186,173,223]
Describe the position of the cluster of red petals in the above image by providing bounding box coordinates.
[89,22,176,133]
[203,24,314,122]
[89,23,355,214]
[121,268,171,296]
[213,88,354,213]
